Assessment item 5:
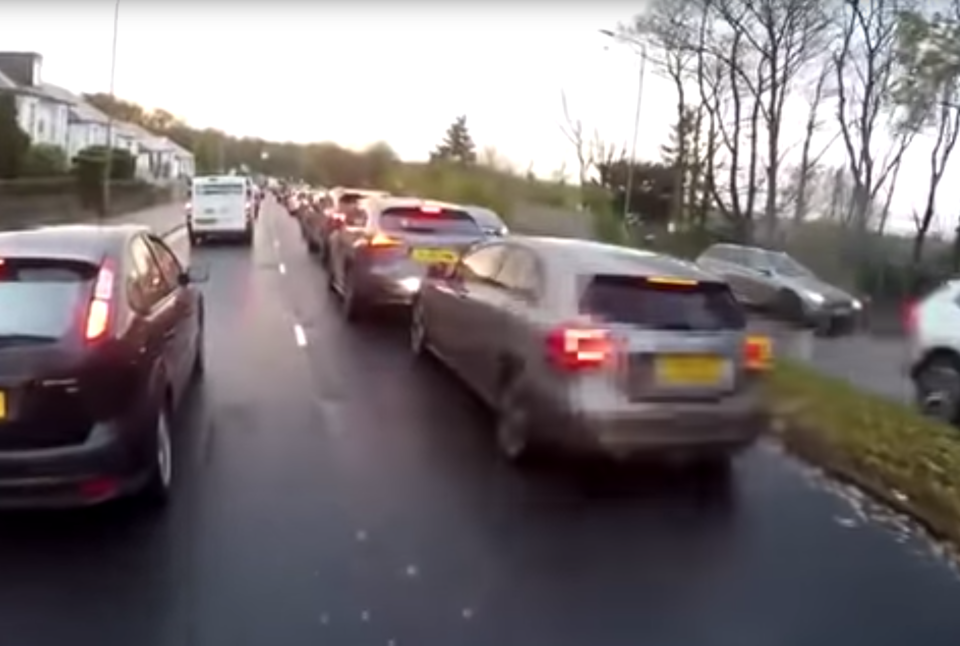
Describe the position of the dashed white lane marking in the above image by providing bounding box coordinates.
[293,323,307,347]
[278,262,286,275]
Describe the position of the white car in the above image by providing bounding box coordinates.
[906,279,960,423]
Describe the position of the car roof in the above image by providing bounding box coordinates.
[0,224,148,264]
[510,235,718,282]
[462,205,506,227]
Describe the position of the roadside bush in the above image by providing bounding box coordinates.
[21,144,69,177]
[73,146,136,209]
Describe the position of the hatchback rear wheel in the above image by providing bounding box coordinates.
[141,406,173,507]
[495,379,535,465]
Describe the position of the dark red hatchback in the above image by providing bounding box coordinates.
[0,224,207,509]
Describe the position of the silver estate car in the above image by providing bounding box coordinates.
[410,236,772,464]
[696,243,862,333]
[326,197,492,321]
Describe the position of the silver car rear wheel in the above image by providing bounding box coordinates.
[495,382,532,463]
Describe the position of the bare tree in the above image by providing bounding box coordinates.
[559,90,593,201]
[833,0,918,236]
[627,0,700,223]
[702,0,834,241]
[694,6,756,238]
[791,60,840,222]
[892,3,960,262]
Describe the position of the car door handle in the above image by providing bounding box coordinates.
[163,330,177,341]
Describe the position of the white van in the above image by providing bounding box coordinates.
[188,175,255,246]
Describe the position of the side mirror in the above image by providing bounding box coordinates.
[179,264,210,285]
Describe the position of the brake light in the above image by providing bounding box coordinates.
[85,260,115,342]
[743,335,772,371]
[355,232,402,249]
[420,204,443,214]
[546,325,613,371]
[903,300,918,334]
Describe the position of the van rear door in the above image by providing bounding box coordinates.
[192,181,248,232]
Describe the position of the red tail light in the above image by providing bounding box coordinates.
[903,300,918,334]
[546,325,614,371]
[743,335,772,371]
[85,260,115,342]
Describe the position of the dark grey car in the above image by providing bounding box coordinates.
[696,243,863,331]
[410,236,771,465]
[326,197,490,321]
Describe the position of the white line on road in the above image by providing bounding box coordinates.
[279,262,286,275]
[293,323,307,347]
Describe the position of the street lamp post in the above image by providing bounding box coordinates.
[101,0,121,221]
[599,29,647,222]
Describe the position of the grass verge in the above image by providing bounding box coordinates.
[767,359,960,545]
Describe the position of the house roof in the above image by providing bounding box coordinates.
[121,122,172,152]
[42,83,110,124]
[0,72,70,103]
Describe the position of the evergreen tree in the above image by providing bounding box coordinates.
[0,92,32,179]
[431,115,477,164]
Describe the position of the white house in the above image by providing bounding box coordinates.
[39,83,112,161]
[165,138,196,178]
[0,52,70,152]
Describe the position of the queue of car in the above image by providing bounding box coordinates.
[285,189,773,467]
[2,181,952,512]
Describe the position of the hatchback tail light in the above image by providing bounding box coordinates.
[85,260,115,342]
[743,335,772,371]
[546,325,614,371]
[355,232,402,249]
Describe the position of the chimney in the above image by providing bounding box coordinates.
[0,52,42,87]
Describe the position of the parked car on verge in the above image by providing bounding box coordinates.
[0,224,208,508]
[325,197,489,321]
[905,279,960,424]
[410,237,772,465]
[696,243,862,333]
[301,187,390,268]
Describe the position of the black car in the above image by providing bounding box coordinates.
[0,224,208,509]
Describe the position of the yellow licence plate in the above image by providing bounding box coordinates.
[411,248,458,264]
[654,355,725,387]
[0,391,6,420]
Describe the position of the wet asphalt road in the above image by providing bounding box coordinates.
[0,201,958,646]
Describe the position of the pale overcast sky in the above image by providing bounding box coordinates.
[1,1,955,232]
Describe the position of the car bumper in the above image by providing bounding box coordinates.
[0,423,147,509]
[189,224,252,238]
[529,392,768,459]
[354,271,424,307]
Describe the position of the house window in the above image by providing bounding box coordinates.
[28,103,36,136]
